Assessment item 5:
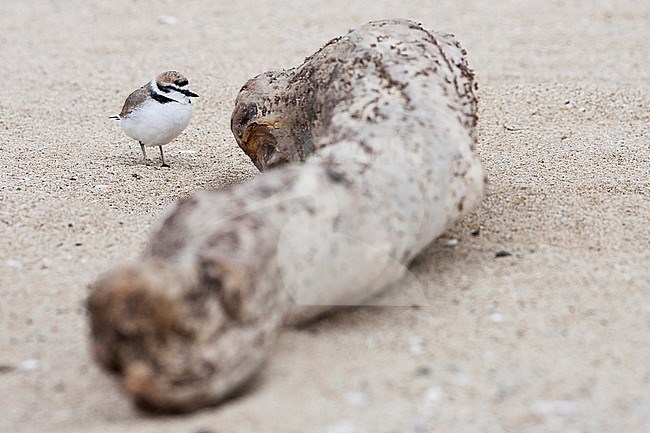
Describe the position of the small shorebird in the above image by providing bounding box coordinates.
[110,71,198,167]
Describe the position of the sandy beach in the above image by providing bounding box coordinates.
[1,1,648,432]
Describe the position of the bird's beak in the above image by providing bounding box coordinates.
[182,89,199,97]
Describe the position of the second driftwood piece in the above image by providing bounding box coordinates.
[87,19,486,412]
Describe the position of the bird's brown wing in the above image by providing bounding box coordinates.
[119,82,152,118]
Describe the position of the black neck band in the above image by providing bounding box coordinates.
[150,89,176,104]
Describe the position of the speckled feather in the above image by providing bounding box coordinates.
[118,82,152,118]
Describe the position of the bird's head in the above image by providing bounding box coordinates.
[154,71,199,102]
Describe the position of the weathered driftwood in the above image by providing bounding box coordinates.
[87,19,486,412]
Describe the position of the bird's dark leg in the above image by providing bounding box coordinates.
[159,146,169,168]
[139,142,148,162]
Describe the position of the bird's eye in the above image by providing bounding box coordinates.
[175,79,188,87]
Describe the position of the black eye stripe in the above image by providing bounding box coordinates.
[159,83,190,93]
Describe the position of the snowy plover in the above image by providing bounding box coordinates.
[110,71,198,167]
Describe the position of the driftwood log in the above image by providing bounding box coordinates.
[87,19,486,412]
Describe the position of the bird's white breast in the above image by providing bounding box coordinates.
[120,100,193,147]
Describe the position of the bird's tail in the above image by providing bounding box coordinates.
[109,115,120,120]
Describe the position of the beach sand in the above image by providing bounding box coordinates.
[1,1,648,432]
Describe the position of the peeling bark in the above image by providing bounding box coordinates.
[87,19,486,412]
